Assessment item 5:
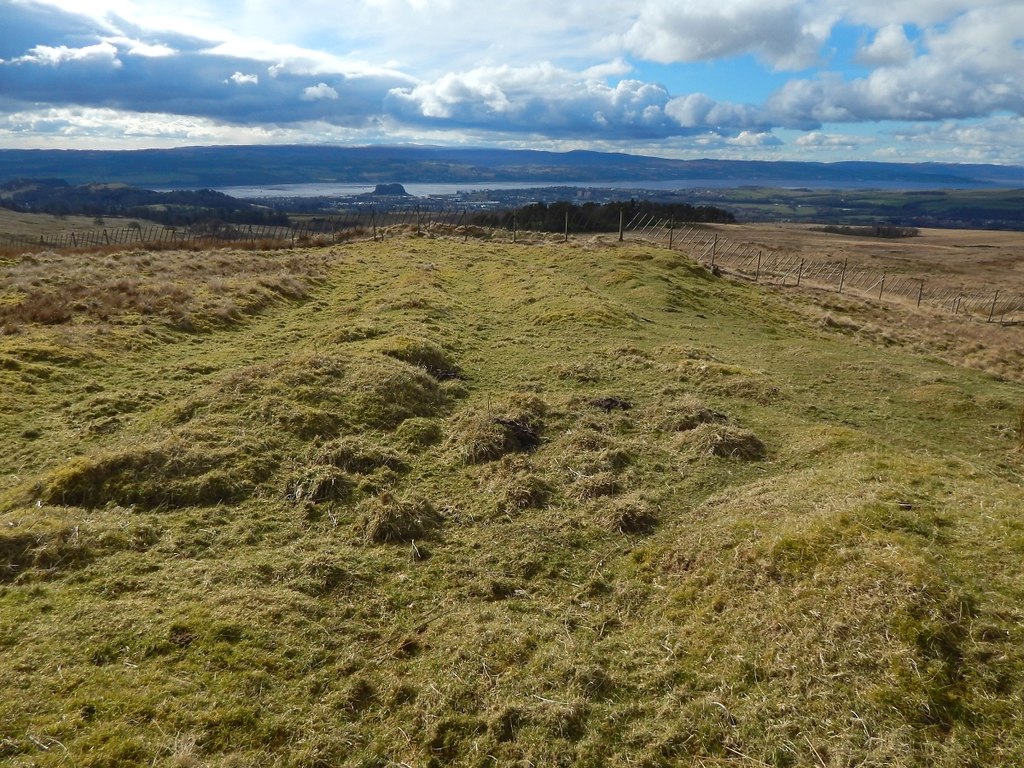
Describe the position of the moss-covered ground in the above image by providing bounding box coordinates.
[2,232,1023,766]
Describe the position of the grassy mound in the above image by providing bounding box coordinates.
[36,433,277,509]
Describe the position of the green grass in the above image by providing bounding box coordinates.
[1,233,1023,766]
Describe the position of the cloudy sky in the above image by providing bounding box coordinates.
[1,0,1023,163]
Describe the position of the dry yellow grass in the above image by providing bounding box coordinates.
[691,222,1024,294]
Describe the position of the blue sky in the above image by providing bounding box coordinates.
[1,0,1022,163]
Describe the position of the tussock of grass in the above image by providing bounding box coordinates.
[312,435,408,475]
[449,395,547,464]
[358,492,441,543]
[285,464,353,504]
[650,393,728,431]
[0,508,160,582]
[373,335,462,380]
[568,470,622,501]
[394,416,443,449]
[0,525,91,582]
[599,493,658,534]
[486,456,554,515]
[679,422,767,460]
[36,433,277,509]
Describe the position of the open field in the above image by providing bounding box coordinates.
[2,231,1024,766]
[0,209,153,239]
[698,187,1024,230]
[710,223,1024,294]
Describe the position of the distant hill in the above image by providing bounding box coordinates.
[0,145,1022,189]
[0,178,289,227]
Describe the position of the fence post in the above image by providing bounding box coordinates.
[668,217,674,250]
[989,290,1000,322]
[838,259,847,293]
[917,281,924,307]
[879,274,886,300]
[512,212,517,244]
[797,259,804,287]
[755,251,761,282]
[618,208,625,242]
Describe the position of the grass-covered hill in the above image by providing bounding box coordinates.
[1,230,1023,766]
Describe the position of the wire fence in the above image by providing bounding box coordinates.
[3,206,1022,324]
[0,207,479,251]
[636,220,1024,325]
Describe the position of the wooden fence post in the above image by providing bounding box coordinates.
[668,217,674,250]
[618,208,624,242]
[917,281,924,307]
[989,290,1000,322]
[755,251,761,282]
[838,259,847,293]
[797,259,804,286]
[879,274,886,300]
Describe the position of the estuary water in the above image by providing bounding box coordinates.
[214,178,979,199]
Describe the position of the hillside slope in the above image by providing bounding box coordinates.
[1,233,1023,766]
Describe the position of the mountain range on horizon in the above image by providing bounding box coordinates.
[1,146,1023,190]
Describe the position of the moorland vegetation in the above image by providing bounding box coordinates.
[1,225,1023,766]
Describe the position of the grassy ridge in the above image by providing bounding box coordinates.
[1,233,1023,766]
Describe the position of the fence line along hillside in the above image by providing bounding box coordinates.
[633,220,1024,325]
[0,207,471,251]
[3,204,1022,324]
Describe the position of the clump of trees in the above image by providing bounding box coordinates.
[470,200,735,232]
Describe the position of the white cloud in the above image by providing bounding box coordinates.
[301,82,339,100]
[386,63,680,136]
[105,38,177,58]
[795,131,862,150]
[228,71,259,85]
[13,41,122,68]
[890,115,1024,163]
[622,0,834,71]
[728,130,783,147]
[857,24,915,66]
[665,93,763,131]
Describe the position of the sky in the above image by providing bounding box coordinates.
[1,0,1023,163]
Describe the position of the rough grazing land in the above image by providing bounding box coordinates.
[1,231,1023,767]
